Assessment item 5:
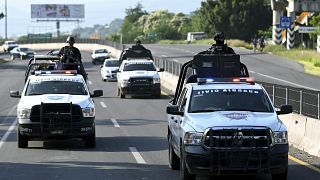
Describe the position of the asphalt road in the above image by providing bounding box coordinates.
[145,44,320,91]
[0,49,319,180]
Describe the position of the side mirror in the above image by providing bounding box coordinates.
[158,68,164,72]
[277,105,293,115]
[10,90,21,98]
[167,105,183,116]
[91,90,103,97]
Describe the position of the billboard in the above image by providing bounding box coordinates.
[31,4,84,19]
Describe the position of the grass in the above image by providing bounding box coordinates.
[264,45,320,76]
[0,59,6,64]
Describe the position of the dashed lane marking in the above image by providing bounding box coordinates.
[100,102,107,108]
[88,80,93,85]
[289,155,320,174]
[111,118,120,128]
[129,147,146,164]
[0,119,16,149]
[161,55,168,57]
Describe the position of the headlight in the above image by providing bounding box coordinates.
[121,79,130,87]
[82,107,95,117]
[18,108,31,119]
[153,78,160,84]
[184,132,203,145]
[272,131,288,145]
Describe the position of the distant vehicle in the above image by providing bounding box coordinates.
[10,47,35,60]
[91,48,110,64]
[100,59,119,82]
[117,59,163,98]
[10,70,103,148]
[2,41,18,52]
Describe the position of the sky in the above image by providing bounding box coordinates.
[0,0,202,38]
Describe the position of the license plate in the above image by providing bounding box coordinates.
[51,130,64,134]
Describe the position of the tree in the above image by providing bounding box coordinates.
[121,3,148,43]
[191,0,272,41]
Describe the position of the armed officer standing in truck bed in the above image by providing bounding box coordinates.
[58,36,83,63]
[200,31,235,54]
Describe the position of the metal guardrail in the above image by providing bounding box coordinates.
[19,38,320,120]
[154,57,320,120]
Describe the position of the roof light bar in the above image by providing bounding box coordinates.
[34,70,78,75]
[197,77,255,85]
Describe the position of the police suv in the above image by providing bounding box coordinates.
[117,59,163,98]
[167,54,292,180]
[10,70,103,148]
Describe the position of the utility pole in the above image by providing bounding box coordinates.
[5,0,7,39]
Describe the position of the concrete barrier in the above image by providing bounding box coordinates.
[19,43,122,58]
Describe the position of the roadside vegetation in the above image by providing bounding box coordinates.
[0,59,6,64]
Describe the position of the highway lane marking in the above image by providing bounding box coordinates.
[0,120,16,149]
[111,118,120,128]
[100,102,107,108]
[249,71,319,91]
[129,147,146,164]
[289,155,320,174]
[161,55,168,57]
[88,80,93,85]
[0,105,18,149]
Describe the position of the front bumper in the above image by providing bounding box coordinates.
[18,117,95,139]
[103,73,117,81]
[184,144,288,175]
[122,83,161,95]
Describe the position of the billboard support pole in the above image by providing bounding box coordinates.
[56,20,60,38]
[5,0,7,39]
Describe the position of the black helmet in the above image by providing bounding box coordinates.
[214,32,225,42]
[136,39,141,45]
[66,36,75,43]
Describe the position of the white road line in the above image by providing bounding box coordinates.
[100,102,107,108]
[111,118,120,128]
[0,119,17,149]
[161,55,168,57]
[252,72,319,91]
[88,80,93,85]
[129,147,146,164]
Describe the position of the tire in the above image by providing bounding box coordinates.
[117,87,120,96]
[169,134,179,170]
[20,55,24,60]
[17,128,28,148]
[10,55,15,60]
[92,60,96,64]
[271,169,288,180]
[154,91,161,99]
[180,148,195,180]
[84,131,96,148]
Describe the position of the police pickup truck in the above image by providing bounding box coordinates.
[10,70,103,148]
[167,54,292,180]
[117,59,163,98]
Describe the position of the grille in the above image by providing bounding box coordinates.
[129,77,153,85]
[111,70,118,73]
[30,103,83,123]
[204,127,272,149]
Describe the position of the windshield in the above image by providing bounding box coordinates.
[25,81,88,96]
[105,60,119,67]
[189,89,273,113]
[123,62,156,71]
[20,48,31,52]
[95,49,108,53]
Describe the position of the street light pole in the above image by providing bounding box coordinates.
[5,0,7,39]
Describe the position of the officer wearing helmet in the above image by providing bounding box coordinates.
[58,36,82,63]
[200,32,235,54]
